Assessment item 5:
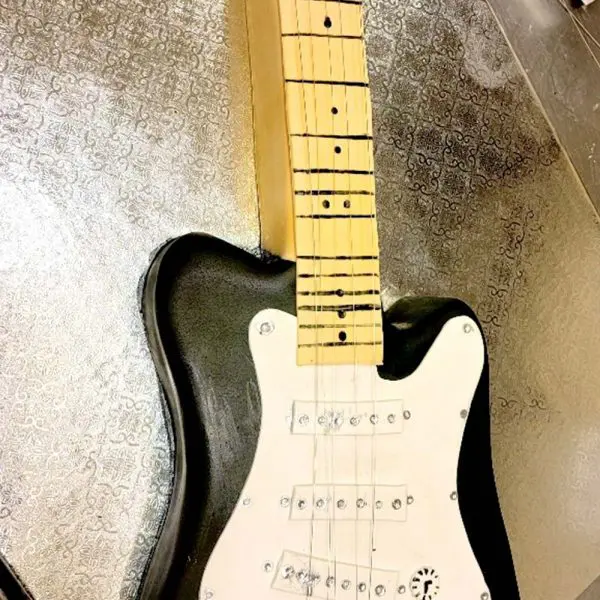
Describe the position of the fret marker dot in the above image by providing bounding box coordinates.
[322,199,330,209]
[335,146,342,154]
[332,107,339,115]
[344,199,351,208]
[336,289,344,297]
[338,310,346,319]
[339,331,347,342]
[324,16,332,28]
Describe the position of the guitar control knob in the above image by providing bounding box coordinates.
[409,568,439,599]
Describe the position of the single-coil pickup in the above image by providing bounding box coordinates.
[273,550,400,599]
[289,484,408,522]
[291,400,404,436]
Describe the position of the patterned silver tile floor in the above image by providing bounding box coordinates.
[0,1,599,599]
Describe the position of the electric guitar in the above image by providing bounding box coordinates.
[137,1,520,599]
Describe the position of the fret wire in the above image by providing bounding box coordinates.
[291,133,372,139]
[286,79,369,87]
[281,0,382,364]
[299,323,380,328]
[309,0,362,5]
[295,190,374,195]
[282,33,363,39]
[296,215,375,219]
[298,273,379,277]
[293,169,374,174]
[296,290,379,298]
[299,342,383,348]
[297,304,382,312]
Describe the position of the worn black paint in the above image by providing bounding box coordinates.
[137,233,520,600]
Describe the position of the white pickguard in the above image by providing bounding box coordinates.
[200,309,490,600]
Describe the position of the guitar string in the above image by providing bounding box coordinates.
[321,3,358,598]
[333,3,360,600]
[325,3,369,597]
[290,1,321,598]
[358,2,381,598]
[329,2,370,597]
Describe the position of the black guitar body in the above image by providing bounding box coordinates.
[137,233,520,600]
[0,554,32,600]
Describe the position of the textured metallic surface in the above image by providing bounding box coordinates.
[486,0,600,209]
[0,0,599,599]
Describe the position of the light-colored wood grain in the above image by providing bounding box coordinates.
[292,172,375,191]
[290,136,374,171]
[285,83,373,137]
[296,274,380,294]
[295,218,379,255]
[282,37,367,82]
[294,193,376,216]
[248,0,383,364]
[278,0,382,365]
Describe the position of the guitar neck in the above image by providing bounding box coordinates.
[277,0,383,366]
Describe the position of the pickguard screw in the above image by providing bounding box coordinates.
[204,591,213,600]
[481,594,490,600]
[388,414,396,424]
[375,584,386,596]
[407,495,414,505]
[375,500,383,509]
[342,580,351,590]
[403,410,411,420]
[357,498,367,508]
[463,323,474,334]
[370,414,379,425]
[358,582,367,592]
[326,576,336,588]
[298,499,307,510]
[259,321,274,335]
[351,416,361,426]
[337,499,346,509]
[460,409,468,419]
[299,414,309,426]
[398,585,406,594]
[450,491,458,501]
[263,561,273,572]
[392,498,402,510]
[318,416,326,426]
[282,565,295,579]
[280,496,290,508]
[316,498,326,509]
[242,497,251,506]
